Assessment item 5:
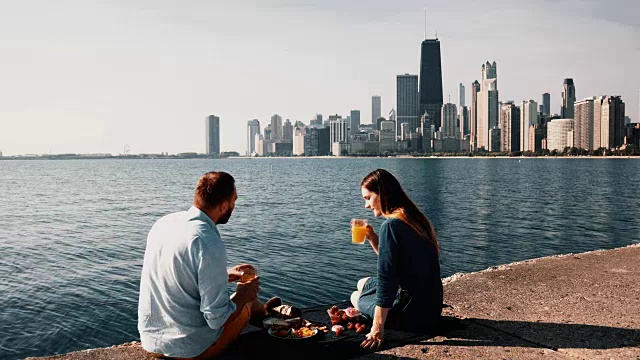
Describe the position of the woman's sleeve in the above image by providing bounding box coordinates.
[376,220,400,308]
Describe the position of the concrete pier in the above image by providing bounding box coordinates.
[27,244,640,360]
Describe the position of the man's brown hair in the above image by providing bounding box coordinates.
[193,172,236,211]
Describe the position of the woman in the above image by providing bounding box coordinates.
[351,169,443,349]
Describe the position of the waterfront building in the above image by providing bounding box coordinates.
[205,115,220,155]
[547,119,574,151]
[372,96,381,124]
[561,79,576,119]
[246,119,260,156]
[419,38,444,129]
[499,101,520,152]
[477,62,499,151]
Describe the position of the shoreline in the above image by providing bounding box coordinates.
[25,242,640,360]
[2,155,639,161]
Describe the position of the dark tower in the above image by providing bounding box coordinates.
[419,39,444,129]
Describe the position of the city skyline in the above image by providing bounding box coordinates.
[1,1,639,155]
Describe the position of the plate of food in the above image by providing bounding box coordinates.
[268,325,319,340]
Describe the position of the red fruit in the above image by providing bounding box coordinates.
[347,322,356,330]
[341,314,349,322]
[356,325,367,333]
[329,305,339,315]
[335,327,344,336]
[336,310,345,317]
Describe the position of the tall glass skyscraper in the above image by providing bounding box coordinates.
[372,96,381,124]
[205,115,220,155]
[246,119,260,155]
[419,39,443,129]
[562,79,576,119]
[350,110,361,133]
[396,74,419,138]
[542,93,551,117]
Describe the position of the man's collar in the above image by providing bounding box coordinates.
[188,206,220,235]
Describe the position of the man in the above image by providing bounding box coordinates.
[138,171,267,359]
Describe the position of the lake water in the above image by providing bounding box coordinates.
[1,158,639,359]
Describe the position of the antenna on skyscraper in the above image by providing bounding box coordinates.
[435,29,438,40]
[424,9,427,40]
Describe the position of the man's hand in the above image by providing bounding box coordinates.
[228,264,255,282]
[234,276,260,306]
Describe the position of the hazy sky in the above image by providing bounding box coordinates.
[1,0,639,155]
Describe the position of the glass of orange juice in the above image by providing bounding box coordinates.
[350,219,368,244]
[240,268,257,282]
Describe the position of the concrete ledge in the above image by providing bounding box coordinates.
[27,244,640,360]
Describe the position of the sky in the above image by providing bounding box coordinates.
[1,0,639,155]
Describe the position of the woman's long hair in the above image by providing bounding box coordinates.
[361,169,439,255]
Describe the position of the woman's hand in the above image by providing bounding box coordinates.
[365,225,379,243]
[360,322,384,349]
[365,225,380,255]
[227,264,255,282]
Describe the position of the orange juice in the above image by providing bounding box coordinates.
[350,219,368,244]
[240,268,257,282]
[351,226,367,244]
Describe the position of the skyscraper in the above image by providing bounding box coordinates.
[459,83,465,107]
[477,61,499,151]
[520,100,538,152]
[246,119,260,155]
[372,96,381,124]
[574,97,595,150]
[330,118,349,143]
[303,125,330,156]
[459,106,469,138]
[293,127,305,156]
[542,93,551,117]
[489,127,501,152]
[205,115,220,155]
[283,119,293,141]
[379,120,396,154]
[350,110,361,133]
[440,103,458,138]
[598,96,626,149]
[470,80,480,151]
[270,114,283,140]
[419,39,444,129]
[547,119,574,151]
[400,122,410,141]
[397,74,420,138]
[310,114,323,126]
[562,79,576,119]
[499,101,521,152]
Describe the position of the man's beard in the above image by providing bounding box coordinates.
[217,208,233,224]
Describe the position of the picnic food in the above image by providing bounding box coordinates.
[356,323,367,333]
[326,305,372,336]
[268,317,327,339]
[332,324,345,336]
[271,304,302,319]
[345,307,360,317]
[326,306,360,326]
